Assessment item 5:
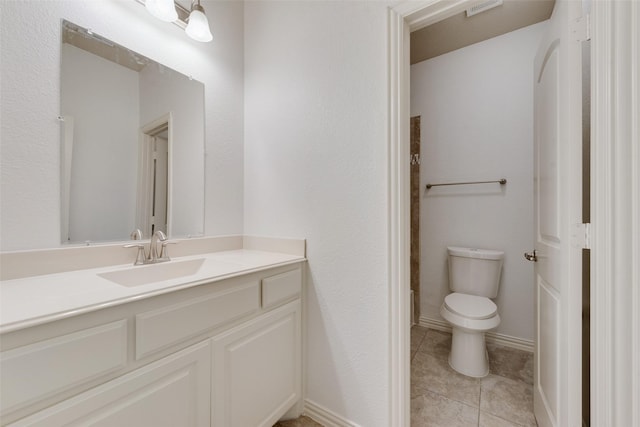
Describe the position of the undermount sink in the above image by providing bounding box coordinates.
[98,258,206,287]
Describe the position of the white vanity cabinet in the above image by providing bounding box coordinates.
[0,264,303,427]
[7,341,212,427]
[212,300,301,427]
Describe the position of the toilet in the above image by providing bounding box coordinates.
[440,246,504,378]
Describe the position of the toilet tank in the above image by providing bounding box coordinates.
[447,247,504,298]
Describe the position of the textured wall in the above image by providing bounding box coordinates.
[0,0,244,250]
[411,22,547,341]
[244,1,391,425]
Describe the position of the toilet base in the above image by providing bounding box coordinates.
[448,327,490,378]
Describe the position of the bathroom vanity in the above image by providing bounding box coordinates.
[0,240,305,427]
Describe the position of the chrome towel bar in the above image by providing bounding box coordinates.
[426,178,507,190]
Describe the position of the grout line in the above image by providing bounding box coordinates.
[414,388,480,411]
[480,410,528,427]
[411,377,482,410]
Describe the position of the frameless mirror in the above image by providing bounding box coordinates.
[60,20,205,244]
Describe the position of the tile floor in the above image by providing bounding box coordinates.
[411,325,536,427]
[275,326,536,427]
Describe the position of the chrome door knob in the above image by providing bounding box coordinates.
[524,250,538,262]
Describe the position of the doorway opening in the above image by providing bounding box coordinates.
[409,1,589,426]
[137,116,170,238]
[408,18,545,426]
[391,1,636,426]
[401,1,588,426]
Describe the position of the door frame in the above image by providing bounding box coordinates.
[387,1,640,426]
[589,2,640,426]
[137,113,173,239]
[387,2,476,424]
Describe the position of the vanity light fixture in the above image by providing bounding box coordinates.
[145,0,178,22]
[185,0,213,42]
[142,0,213,43]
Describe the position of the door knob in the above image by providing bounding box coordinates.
[524,250,538,262]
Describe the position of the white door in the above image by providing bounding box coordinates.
[532,0,584,426]
[137,123,170,238]
[151,134,168,235]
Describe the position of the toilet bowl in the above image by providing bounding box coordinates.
[440,293,500,377]
[441,247,504,378]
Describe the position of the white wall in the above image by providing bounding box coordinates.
[244,1,391,425]
[411,22,547,341]
[0,0,243,250]
[61,43,139,243]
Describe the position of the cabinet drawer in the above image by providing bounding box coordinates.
[136,281,260,359]
[0,320,127,415]
[261,268,302,310]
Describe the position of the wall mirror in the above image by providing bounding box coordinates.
[60,20,205,244]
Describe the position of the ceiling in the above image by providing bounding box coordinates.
[410,0,555,64]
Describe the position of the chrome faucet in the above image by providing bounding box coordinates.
[149,230,168,262]
[124,230,175,265]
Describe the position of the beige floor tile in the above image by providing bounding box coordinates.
[487,343,534,385]
[273,415,324,427]
[479,411,527,427]
[417,329,451,361]
[412,324,429,335]
[412,325,428,353]
[480,374,536,426]
[412,351,481,407]
[411,390,479,427]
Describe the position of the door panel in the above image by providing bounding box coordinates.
[535,38,562,427]
[537,278,560,421]
[152,136,168,234]
[211,301,301,427]
[538,46,561,246]
[533,0,583,426]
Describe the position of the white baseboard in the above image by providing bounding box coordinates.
[419,316,451,334]
[303,399,360,427]
[418,316,534,353]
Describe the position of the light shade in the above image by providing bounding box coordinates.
[145,0,178,22]
[185,5,213,42]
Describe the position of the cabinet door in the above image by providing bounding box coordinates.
[212,300,301,427]
[9,341,210,427]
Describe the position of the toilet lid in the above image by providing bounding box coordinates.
[444,293,497,320]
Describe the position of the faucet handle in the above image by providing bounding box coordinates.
[130,229,143,240]
[158,241,178,261]
[149,230,168,261]
[124,243,146,265]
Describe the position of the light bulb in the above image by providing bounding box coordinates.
[185,6,213,42]
[145,0,178,23]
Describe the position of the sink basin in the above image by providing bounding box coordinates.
[98,258,206,287]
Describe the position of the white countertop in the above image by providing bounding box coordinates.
[0,250,305,334]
